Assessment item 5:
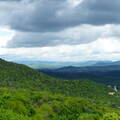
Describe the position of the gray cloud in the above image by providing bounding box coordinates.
[7,25,113,48]
[0,0,120,32]
[1,0,120,48]
[0,0,21,1]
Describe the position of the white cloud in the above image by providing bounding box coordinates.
[7,24,117,48]
[0,26,15,47]
[67,0,83,7]
[1,37,120,61]
[0,25,120,61]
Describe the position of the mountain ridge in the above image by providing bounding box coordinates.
[14,60,120,69]
[39,64,120,89]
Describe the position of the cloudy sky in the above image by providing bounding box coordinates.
[0,0,120,61]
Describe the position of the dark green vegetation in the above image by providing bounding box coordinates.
[0,59,115,99]
[40,65,120,89]
[0,59,120,119]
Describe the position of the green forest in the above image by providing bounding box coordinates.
[0,59,120,120]
[0,88,120,120]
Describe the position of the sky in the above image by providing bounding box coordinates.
[0,0,120,62]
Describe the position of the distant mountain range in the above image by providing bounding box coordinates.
[15,60,120,69]
[42,64,120,72]
[13,59,120,89]
[39,63,120,89]
[94,61,120,66]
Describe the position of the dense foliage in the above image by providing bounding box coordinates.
[0,88,119,120]
[0,59,115,100]
[0,59,120,119]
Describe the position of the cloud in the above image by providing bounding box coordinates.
[0,0,120,48]
[0,0,120,32]
[6,24,120,48]
[6,25,105,47]
[0,0,21,1]
[0,0,120,62]
[1,37,120,61]
[0,27,15,47]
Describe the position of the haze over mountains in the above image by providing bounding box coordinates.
[15,60,120,69]
[38,60,120,89]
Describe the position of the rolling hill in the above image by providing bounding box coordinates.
[0,58,114,99]
[0,59,120,119]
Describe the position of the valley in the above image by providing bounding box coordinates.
[39,65,120,89]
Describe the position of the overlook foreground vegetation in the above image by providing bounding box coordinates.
[0,59,120,120]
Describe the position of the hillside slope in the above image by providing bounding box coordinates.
[0,59,118,103]
[0,59,120,119]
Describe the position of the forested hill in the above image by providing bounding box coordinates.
[0,58,116,100]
